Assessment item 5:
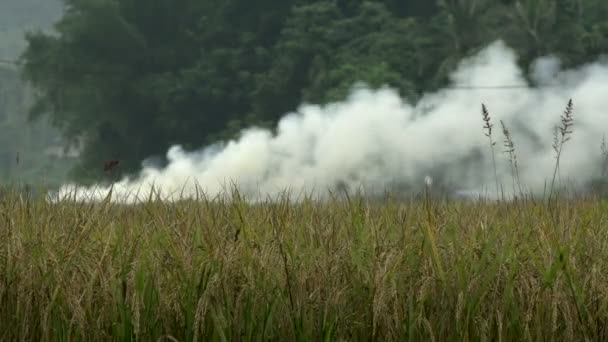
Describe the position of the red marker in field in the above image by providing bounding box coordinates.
[103,160,120,172]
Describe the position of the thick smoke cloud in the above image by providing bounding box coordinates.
[55,41,608,202]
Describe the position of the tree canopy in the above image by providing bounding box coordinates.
[20,0,608,183]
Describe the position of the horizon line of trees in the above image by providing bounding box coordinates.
[19,0,608,183]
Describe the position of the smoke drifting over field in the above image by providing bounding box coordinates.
[56,41,608,202]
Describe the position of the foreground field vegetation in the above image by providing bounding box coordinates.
[0,92,602,341]
[2,187,608,341]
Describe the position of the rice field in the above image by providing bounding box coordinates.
[1,185,608,341]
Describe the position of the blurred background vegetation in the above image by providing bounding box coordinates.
[0,0,71,188]
[2,0,608,186]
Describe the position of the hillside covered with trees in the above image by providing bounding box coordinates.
[19,0,608,183]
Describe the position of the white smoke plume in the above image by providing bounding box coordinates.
[55,40,608,203]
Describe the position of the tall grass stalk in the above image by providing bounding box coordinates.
[500,120,522,198]
[482,104,500,199]
[601,135,608,178]
[549,99,574,203]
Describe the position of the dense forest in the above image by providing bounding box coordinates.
[19,0,608,183]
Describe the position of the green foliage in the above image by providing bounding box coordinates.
[18,0,608,182]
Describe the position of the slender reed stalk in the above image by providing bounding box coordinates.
[500,120,522,198]
[482,104,500,199]
[601,135,608,177]
[549,99,574,202]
